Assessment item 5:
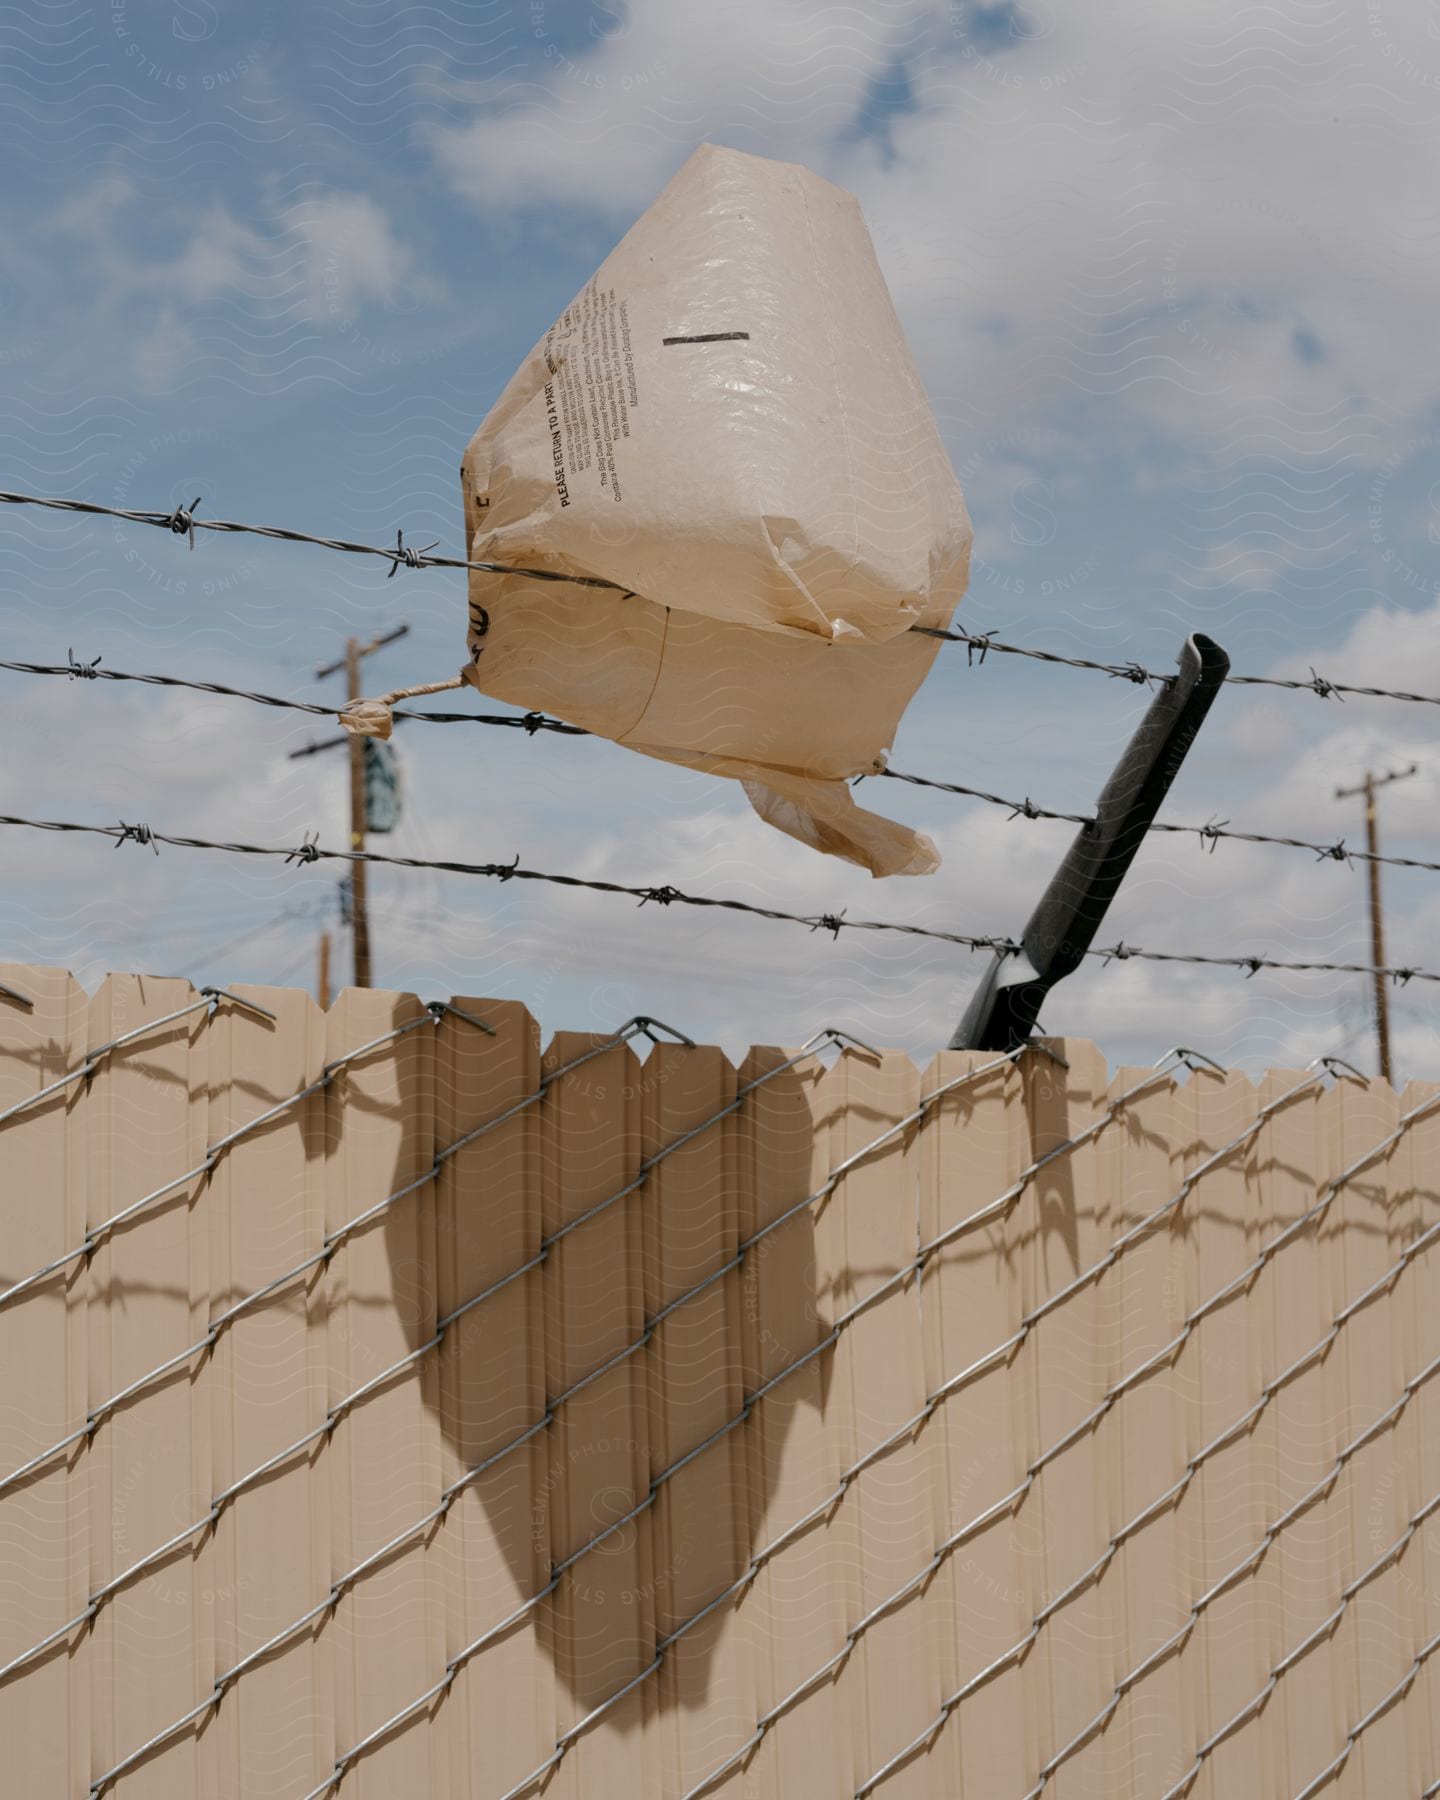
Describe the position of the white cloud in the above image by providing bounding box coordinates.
[24,175,440,398]
[423,0,938,213]
[283,191,446,322]
[422,1,1440,454]
[168,204,269,302]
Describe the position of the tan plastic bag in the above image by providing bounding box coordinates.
[454,143,971,876]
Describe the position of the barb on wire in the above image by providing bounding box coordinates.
[114,821,158,855]
[165,496,201,548]
[386,527,439,577]
[0,809,1435,988]
[4,487,1440,710]
[285,831,322,866]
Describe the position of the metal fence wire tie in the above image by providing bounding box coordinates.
[0,992,215,1132]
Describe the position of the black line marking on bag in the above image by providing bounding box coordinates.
[661,332,751,345]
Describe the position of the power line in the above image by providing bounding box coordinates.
[3,653,1436,877]
[174,905,318,971]
[4,487,1438,711]
[0,807,1434,987]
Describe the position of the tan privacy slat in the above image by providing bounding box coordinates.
[1330,1073,1408,1800]
[323,988,444,1800]
[1105,1060,1186,1800]
[1013,1039,1114,1799]
[1279,1074,1380,1799]
[204,982,329,1799]
[734,1043,836,1800]
[88,976,210,1800]
[917,1046,1031,1797]
[1256,1066,1338,1796]
[0,966,89,1796]
[430,996,553,1797]
[1399,1082,1440,1794]
[639,1041,747,1794]
[811,1048,932,1796]
[745,1045,862,1800]
[537,1029,653,1799]
[1173,1066,1268,1800]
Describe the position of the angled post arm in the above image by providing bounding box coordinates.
[949,632,1231,1051]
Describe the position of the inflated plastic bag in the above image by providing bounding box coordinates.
[355,144,972,875]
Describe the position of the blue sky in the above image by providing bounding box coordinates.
[2,0,1439,1076]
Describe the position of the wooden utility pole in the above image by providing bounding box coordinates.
[344,636,372,989]
[1335,762,1417,1086]
[315,623,409,989]
[317,929,331,1011]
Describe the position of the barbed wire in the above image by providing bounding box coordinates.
[914,620,1440,708]
[4,653,1432,877]
[3,486,1438,711]
[874,767,1440,873]
[0,653,591,737]
[0,490,627,593]
[0,807,1435,988]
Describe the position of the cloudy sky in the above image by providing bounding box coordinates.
[2,0,1438,1077]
